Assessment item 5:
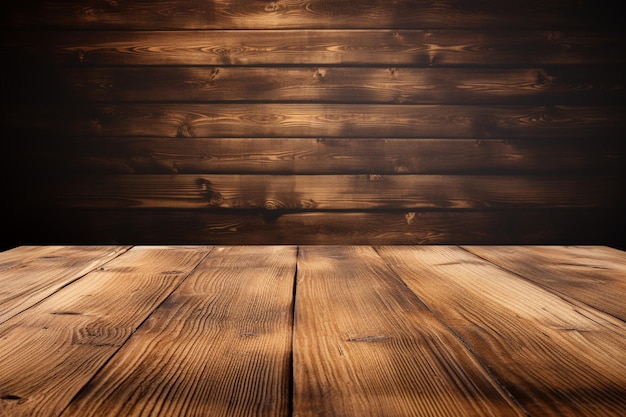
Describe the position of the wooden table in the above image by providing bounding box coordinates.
[1,245,625,417]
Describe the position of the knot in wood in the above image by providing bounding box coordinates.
[264,199,283,210]
[264,2,280,12]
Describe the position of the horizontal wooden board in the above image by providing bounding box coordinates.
[27,174,624,210]
[4,30,624,66]
[3,0,616,30]
[13,137,626,175]
[8,104,626,139]
[10,66,625,105]
[8,208,624,246]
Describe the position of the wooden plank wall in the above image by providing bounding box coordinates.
[1,0,625,248]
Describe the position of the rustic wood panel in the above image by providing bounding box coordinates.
[9,209,623,246]
[28,174,624,210]
[0,245,624,415]
[8,104,626,139]
[1,0,625,248]
[17,66,624,105]
[376,245,626,417]
[0,246,129,324]
[62,246,296,417]
[5,30,623,67]
[0,246,211,417]
[294,245,525,417]
[4,0,614,30]
[462,245,626,321]
[14,137,626,175]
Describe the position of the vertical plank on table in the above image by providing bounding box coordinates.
[377,245,626,417]
[462,245,626,321]
[0,245,131,325]
[61,245,297,417]
[293,245,525,417]
[0,246,211,417]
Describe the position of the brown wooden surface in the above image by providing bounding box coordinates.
[28,174,624,210]
[0,245,624,417]
[293,245,524,417]
[29,66,626,105]
[2,0,625,248]
[8,103,626,139]
[5,30,624,66]
[462,245,626,321]
[0,246,211,417]
[3,0,613,30]
[8,209,624,246]
[15,137,626,175]
[0,246,130,325]
[376,246,626,417]
[62,246,296,417]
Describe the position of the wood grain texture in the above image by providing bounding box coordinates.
[13,209,623,246]
[2,0,625,248]
[376,245,626,417]
[5,30,623,66]
[0,245,624,416]
[33,174,624,210]
[4,0,613,29]
[0,246,211,417]
[293,245,525,417]
[462,245,626,321]
[61,246,296,417]
[15,137,626,175]
[28,66,626,105]
[9,104,626,139]
[0,246,130,324]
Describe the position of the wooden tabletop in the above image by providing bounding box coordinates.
[0,245,624,417]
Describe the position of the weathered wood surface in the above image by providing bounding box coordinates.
[15,137,626,175]
[5,30,625,66]
[376,245,626,417]
[62,246,296,417]
[29,174,624,210]
[0,245,624,417]
[2,0,625,248]
[293,245,524,417]
[4,0,613,30]
[0,246,211,417]
[0,246,130,325]
[26,66,625,105]
[9,209,623,246]
[462,245,626,321]
[8,104,626,139]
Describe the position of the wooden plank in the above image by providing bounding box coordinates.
[0,246,67,270]
[376,246,626,417]
[28,66,626,105]
[5,30,623,66]
[11,208,623,247]
[462,245,626,321]
[0,246,211,417]
[9,208,624,247]
[33,174,624,210]
[3,0,610,30]
[0,245,130,325]
[293,245,525,417]
[8,104,626,139]
[61,246,296,417]
[15,137,626,175]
